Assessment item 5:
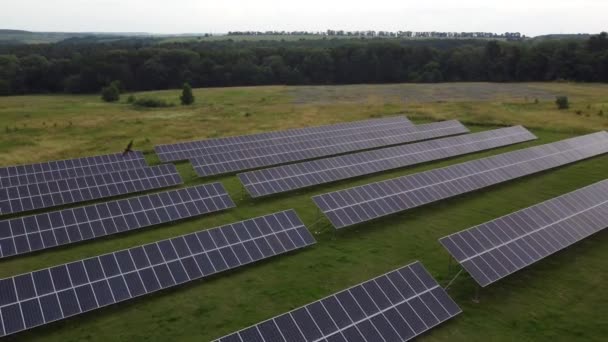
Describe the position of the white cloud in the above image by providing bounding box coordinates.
[1,0,606,36]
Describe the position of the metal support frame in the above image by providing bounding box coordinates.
[443,256,482,302]
[239,182,246,201]
[309,207,335,238]
[444,269,463,291]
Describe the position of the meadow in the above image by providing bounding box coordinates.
[0,82,607,341]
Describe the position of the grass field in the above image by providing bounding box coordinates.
[0,82,607,341]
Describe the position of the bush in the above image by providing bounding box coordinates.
[599,110,604,116]
[555,96,569,110]
[110,80,125,94]
[101,85,120,102]
[132,97,174,108]
[127,95,136,103]
[180,83,195,105]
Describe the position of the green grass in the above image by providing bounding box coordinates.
[0,83,607,341]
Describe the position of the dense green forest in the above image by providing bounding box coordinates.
[0,33,606,95]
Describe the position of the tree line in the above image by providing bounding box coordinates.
[227,30,523,39]
[0,33,606,96]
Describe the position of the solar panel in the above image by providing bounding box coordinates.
[155,116,413,162]
[0,210,315,338]
[239,126,537,198]
[214,261,461,342]
[0,164,182,216]
[0,152,148,189]
[192,120,469,177]
[440,179,608,287]
[313,131,608,229]
[0,183,235,259]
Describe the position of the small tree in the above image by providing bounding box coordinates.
[180,83,195,105]
[555,96,569,110]
[110,80,125,94]
[101,84,120,102]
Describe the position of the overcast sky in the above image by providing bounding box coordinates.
[2,0,606,37]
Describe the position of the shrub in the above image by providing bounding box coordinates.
[180,83,195,105]
[110,80,125,94]
[575,110,582,115]
[534,98,539,104]
[133,97,174,108]
[101,85,120,102]
[127,95,136,103]
[599,110,604,116]
[555,96,569,110]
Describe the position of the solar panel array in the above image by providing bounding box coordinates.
[155,116,413,162]
[239,126,536,198]
[0,210,315,338]
[313,131,608,229]
[0,164,182,216]
[0,183,235,259]
[440,179,608,287]
[0,152,148,189]
[193,120,469,177]
[215,261,461,342]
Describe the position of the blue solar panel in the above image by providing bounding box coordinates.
[0,164,182,215]
[0,152,148,189]
[155,116,413,162]
[440,179,608,287]
[0,210,315,338]
[192,120,469,177]
[215,261,461,342]
[314,132,608,229]
[0,183,235,259]
[239,126,536,197]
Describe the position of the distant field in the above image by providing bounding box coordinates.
[0,31,504,45]
[0,82,607,341]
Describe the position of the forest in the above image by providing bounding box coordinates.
[0,32,607,95]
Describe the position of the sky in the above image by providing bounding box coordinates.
[1,0,607,37]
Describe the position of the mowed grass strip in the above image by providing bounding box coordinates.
[0,83,606,341]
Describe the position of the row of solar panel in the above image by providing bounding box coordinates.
[191,120,469,177]
[0,210,318,338]
[313,131,608,229]
[216,261,461,342]
[178,117,416,165]
[0,183,235,259]
[440,178,608,287]
[0,152,147,189]
[0,164,183,216]
[239,126,537,198]
[155,116,413,162]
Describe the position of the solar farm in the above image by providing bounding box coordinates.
[1,83,607,341]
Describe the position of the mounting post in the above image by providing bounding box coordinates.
[447,255,453,275]
[472,285,481,303]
